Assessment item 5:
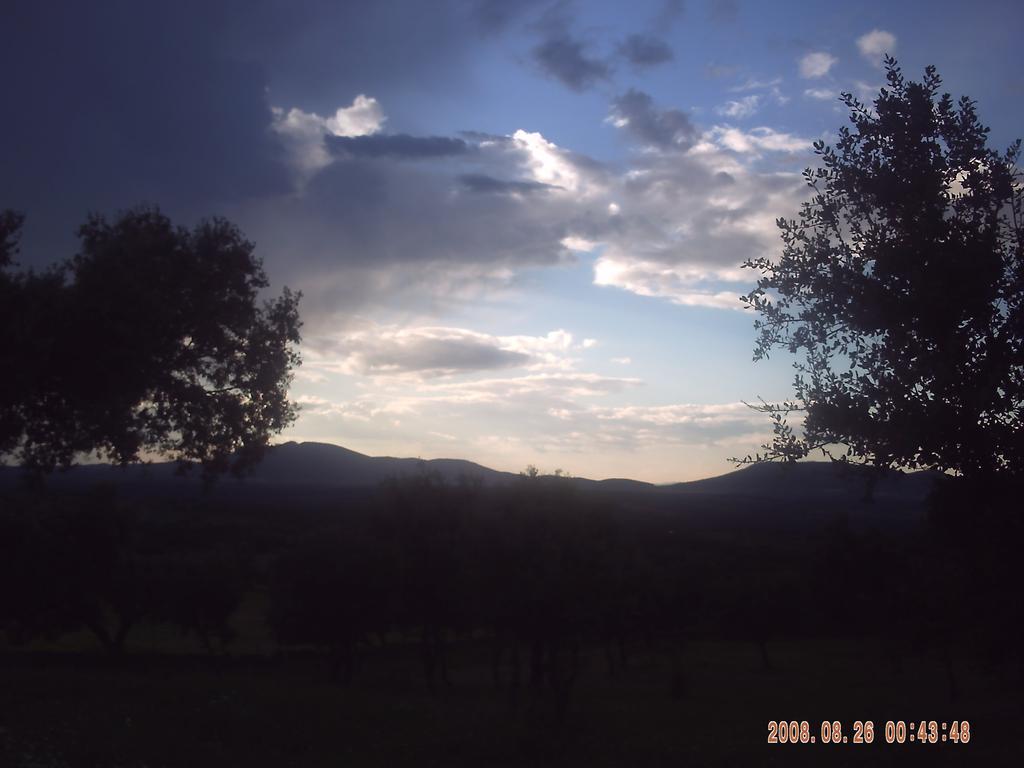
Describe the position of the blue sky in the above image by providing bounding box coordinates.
[4,0,1022,481]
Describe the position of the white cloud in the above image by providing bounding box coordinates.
[799,52,837,79]
[295,381,762,450]
[729,77,782,92]
[594,256,745,309]
[271,94,385,186]
[287,325,777,481]
[324,95,386,137]
[804,88,837,101]
[725,77,789,108]
[295,394,378,422]
[587,94,812,309]
[592,401,758,427]
[525,400,768,449]
[411,372,644,403]
[286,371,777,480]
[561,235,599,252]
[715,95,761,119]
[270,107,335,183]
[857,29,896,63]
[610,357,631,365]
[707,126,813,155]
[513,129,588,194]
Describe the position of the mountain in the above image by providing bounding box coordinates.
[229,441,513,487]
[0,441,516,493]
[665,460,941,502]
[0,441,939,507]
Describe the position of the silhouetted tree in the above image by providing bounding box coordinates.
[742,59,1023,484]
[0,210,23,268]
[0,206,301,478]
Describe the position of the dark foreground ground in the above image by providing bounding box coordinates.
[3,467,1021,766]
[2,635,1021,768]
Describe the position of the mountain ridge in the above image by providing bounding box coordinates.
[0,440,940,503]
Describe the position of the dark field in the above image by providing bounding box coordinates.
[3,635,1021,767]
[2,467,1023,766]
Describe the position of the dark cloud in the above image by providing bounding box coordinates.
[618,34,674,68]
[223,0,479,116]
[532,35,612,91]
[328,134,470,160]
[609,90,699,151]
[458,174,559,194]
[2,0,289,265]
[0,0,484,268]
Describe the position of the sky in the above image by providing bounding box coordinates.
[4,0,1023,482]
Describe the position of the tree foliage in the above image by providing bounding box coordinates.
[742,59,1023,480]
[0,206,302,477]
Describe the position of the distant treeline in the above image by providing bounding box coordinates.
[1,472,1020,702]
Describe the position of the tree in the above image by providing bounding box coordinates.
[0,206,302,477]
[742,59,1023,483]
[0,210,24,268]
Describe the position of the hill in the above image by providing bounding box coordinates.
[666,460,941,502]
[0,441,939,511]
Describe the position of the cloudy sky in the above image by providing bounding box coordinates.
[5,0,1022,481]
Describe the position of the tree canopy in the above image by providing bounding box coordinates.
[742,59,1023,481]
[0,206,301,477]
